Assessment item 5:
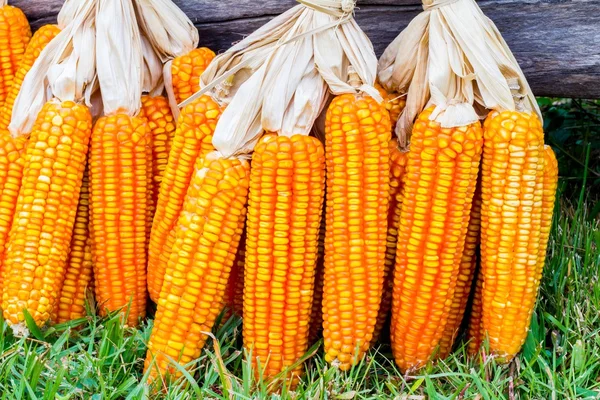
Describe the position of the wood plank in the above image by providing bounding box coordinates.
[9,0,600,98]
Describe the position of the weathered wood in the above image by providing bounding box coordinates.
[11,0,600,99]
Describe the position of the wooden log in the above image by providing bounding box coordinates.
[11,0,600,99]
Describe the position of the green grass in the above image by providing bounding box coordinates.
[0,184,598,399]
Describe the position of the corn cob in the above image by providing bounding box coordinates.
[308,217,325,345]
[375,83,405,130]
[0,3,31,110]
[1,100,92,326]
[438,180,482,357]
[244,134,326,381]
[467,267,484,354]
[479,110,545,360]
[139,95,176,205]
[371,141,407,346]
[56,168,93,323]
[144,154,250,381]
[323,93,391,370]
[0,133,26,298]
[0,25,60,133]
[538,146,558,282]
[89,114,150,327]
[223,230,245,318]
[390,107,483,372]
[171,47,216,104]
[147,95,222,302]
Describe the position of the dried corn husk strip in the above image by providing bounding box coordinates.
[141,34,164,96]
[96,0,143,116]
[9,0,97,137]
[57,0,88,28]
[196,0,379,158]
[134,0,198,61]
[378,0,541,147]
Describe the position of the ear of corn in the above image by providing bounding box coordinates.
[139,95,176,205]
[144,154,250,381]
[147,95,222,302]
[56,168,94,323]
[171,47,216,104]
[371,141,407,345]
[390,107,483,372]
[323,93,391,370]
[0,24,61,133]
[0,133,27,298]
[89,114,150,327]
[0,4,31,110]
[438,180,482,358]
[479,110,546,360]
[375,83,405,131]
[223,230,245,318]
[538,146,558,282]
[308,217,326,345]
[243,134,326,382]
[466,266,484,354]
[1,100,92,326]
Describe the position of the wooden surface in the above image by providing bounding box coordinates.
[12,0,600,99]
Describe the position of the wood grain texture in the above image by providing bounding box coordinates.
[11,0,600,98]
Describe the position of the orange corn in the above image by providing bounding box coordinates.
[390,107,483,372]
[89,114,150,327]
[538,146,558,281]
[467,267,484,354]
[147,95,222,302]
[223,231,246,318]
[56,168,94,323]
[438,180,482,357]
[139,95,176,204]
[372,141,407,346]
[323,93,391,370]
[144,154,250,381]
[0,3,31,110]
[0,24,60,133]
[1,100,92,326]
[479,111,545,360]
[0,133,26,298]
[308,216,325,345]
[171,47,216,104]
[243,134,326,382]
[375,83,405,130]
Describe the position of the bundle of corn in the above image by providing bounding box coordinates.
[229,0,385,380]
[135,0,226,303]
[1,1,97,328]
[145,0,387,385]
[89,0,149,327]
[378,0,558,369]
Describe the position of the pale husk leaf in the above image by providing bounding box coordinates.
[141,34,165,96]
[57,0,86,28]
[134,0,199,61]
[9,0,97,137]
[96,0,143,116]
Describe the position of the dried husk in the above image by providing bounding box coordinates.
[133,0,198,61]
[194,0,381,159]
[57,0,88,27]
[378,0,541,148]
[96,0,144,116]
[141,34,164,96]
[9,0,97,137]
